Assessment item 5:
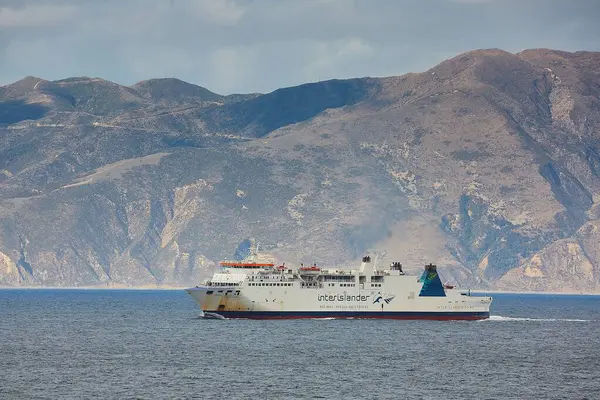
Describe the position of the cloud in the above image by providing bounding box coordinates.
[0,0,599,94]
[0,4,78,28]
[450,0,492,4]
[302,38,374,82]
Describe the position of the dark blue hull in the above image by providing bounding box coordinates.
[204,310,490,320]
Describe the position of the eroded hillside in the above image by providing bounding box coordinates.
[1,48,599,292]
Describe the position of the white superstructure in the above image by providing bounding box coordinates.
[185,251,492,320]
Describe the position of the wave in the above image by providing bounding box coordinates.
[486,315,591,322]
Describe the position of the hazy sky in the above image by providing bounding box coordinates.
[0,0,599,94]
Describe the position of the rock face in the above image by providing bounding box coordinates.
[1,48,600,291]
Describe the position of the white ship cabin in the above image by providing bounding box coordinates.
[202,256,411,291]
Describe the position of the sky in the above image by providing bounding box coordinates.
[0,0,599,94]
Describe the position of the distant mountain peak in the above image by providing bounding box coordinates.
[132,78,222,104]
[1,76,47,94]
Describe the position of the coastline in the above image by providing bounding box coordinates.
[1,286,599,295]
[470,289,600,296]
[0,285,186,290]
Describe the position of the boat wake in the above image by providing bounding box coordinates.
[196,311,228,320]
[485,315,591,322]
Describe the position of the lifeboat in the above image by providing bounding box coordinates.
[219,262,274,269]
[299,265,321,274]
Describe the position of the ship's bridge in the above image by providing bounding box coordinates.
[207,273,247,286]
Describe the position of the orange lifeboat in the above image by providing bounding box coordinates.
[299,265,321,273]
[220,262,274,268]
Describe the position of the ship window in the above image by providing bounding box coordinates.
[206,291,213,295]
[218,290,223,293]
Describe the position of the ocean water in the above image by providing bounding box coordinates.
[1,290,599,400]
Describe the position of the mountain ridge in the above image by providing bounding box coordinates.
[1,48,600,292]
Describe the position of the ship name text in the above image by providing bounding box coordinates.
[317,294,370,302]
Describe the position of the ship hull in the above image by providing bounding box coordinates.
[186,286,490,320]
[201,310,489,320]
[185,260,492,321]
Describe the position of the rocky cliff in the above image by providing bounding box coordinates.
[1,48,600,292]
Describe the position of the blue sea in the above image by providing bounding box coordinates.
[1,290,599,400]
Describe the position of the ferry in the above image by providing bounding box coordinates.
[185,249,492,320]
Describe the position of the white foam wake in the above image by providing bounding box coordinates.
[486,315,591,322]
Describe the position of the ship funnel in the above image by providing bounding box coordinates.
[419,263,446,297]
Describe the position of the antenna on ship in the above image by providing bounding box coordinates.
[372,250,387,271]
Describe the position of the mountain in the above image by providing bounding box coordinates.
[1,48,600,292]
